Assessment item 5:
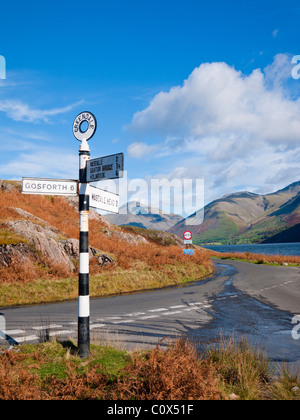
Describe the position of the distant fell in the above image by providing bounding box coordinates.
[104,201,184,231]
[168,181,300,244]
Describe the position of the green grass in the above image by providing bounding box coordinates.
[0,228,29,246]
[207,335,271,400]
[17,340,130,381]
[193,216,240,245]
[192,213,289,245]
[1,337,299,400]
[0,260,213,307]
[233,216,287,244]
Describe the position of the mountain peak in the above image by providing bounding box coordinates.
[169,180,300,244]
[104,201,184,231]
[273,181,300,195]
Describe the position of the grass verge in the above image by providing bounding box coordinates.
[0,337,299,400]
[0,260,213,307]
[208,250,300,266]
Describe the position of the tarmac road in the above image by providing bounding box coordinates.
[0,259,299,368]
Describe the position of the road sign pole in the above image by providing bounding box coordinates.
[78,139,91,358]
[73,111,97,359]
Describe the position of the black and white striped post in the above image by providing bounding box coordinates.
[73,112,97,358]
[78,143,90,358]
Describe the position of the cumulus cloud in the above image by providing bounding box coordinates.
[129,56,300,145]
[126,55,300,202]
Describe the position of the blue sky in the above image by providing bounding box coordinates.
[0,0,300,215]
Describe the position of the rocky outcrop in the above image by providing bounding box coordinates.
[0,182,142,272]
[2,220,113,272]
[4,220,75,271]
[9,207,46,223]
[95,253,114,267]
[0,180,21,193]
[102,227,149,245]
[0,243,35,268]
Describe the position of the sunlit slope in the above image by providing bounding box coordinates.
[169,182,300,244]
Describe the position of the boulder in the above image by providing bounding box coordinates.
[4,220,75,272]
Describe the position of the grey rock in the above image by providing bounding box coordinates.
[0,243,35,269]
[98,254,114,267]
[4,220,75,272]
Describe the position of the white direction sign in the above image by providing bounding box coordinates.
[89,185,119,213]
[22,178,78,196]
[87,153,124,182]
[89,185,119,214]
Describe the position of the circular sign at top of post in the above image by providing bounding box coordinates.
[73,111,97,141]
[183,231,192,240]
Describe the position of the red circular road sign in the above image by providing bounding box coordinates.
[183,231,192,240]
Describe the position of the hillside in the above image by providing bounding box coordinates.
[104,201,184,231]
[169,181,300,244]
[261,223,300,244]
[0,180,213,307]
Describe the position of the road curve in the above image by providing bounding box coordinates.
[0,259,299,367]
[213,258,300,314]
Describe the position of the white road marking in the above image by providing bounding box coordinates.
[15,335,37,343]
[105,317,123,320]
[112,320,134,324]
[32,324,63,330]
[183,307,199,312]
[125,312,146,317]
[138,315,160,320]
[148,308,168,312]
[49,330,74,337]
[2,329,25,335]
[162,311,182,316]
[169,305,186,309]
[90,324,106,329]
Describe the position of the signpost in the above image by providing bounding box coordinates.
[87,153,124,182]
[183,231,194,255]
[22,178,78,196]
[89,185,119,214]
[21,111,124,359]
[75,112,95,360]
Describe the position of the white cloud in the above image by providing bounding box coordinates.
[0,99,83,123]
[127,142,159,158]
[0,148,78,179]
[129,57,300,145]
[126,55,300,203]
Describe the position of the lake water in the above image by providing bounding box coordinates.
[202,242,300,256]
